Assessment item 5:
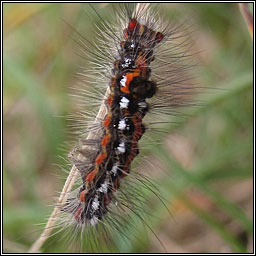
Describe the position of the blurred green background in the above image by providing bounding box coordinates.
[3,3,253,253]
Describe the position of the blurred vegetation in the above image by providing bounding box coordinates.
[3,3,253,253]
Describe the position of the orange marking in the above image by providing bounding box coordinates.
[79,190,87,202]
[128,19,138,31]
[131,116,137,126]
[104,114,111,128]
[120,115,144,176]
[120,41,125,49]
[107,96,113,106]
[139,24,145,35]
[102,134,110,147]
[124,28,128,39]
[95,153,107,164]
[120,69,140,94]
[74,206,82,221]
[86,169,97,182]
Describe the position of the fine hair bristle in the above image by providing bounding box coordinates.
[29,3,198,253]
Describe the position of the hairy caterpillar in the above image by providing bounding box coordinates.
[31,3,197,253]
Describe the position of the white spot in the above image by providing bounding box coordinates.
[125,57,131,63]
[122,57,132,68]
[92,196,99,211]
[120,76,127,87]
[120,97,129,109]
[118,119,126,130]
[98,181,109,193]
[131,43,135,48]
[117,141,126,154]
[111,164,118,175]
[90,216,98,226]
[138,101,147,109]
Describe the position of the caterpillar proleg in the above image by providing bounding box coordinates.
[30,3,198,253]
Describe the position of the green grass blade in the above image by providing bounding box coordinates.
[155,147,253,234]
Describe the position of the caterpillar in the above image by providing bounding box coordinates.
[37,3,197,253]
[66,4,166,226]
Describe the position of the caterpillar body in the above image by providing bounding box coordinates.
[58,3,196,252]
